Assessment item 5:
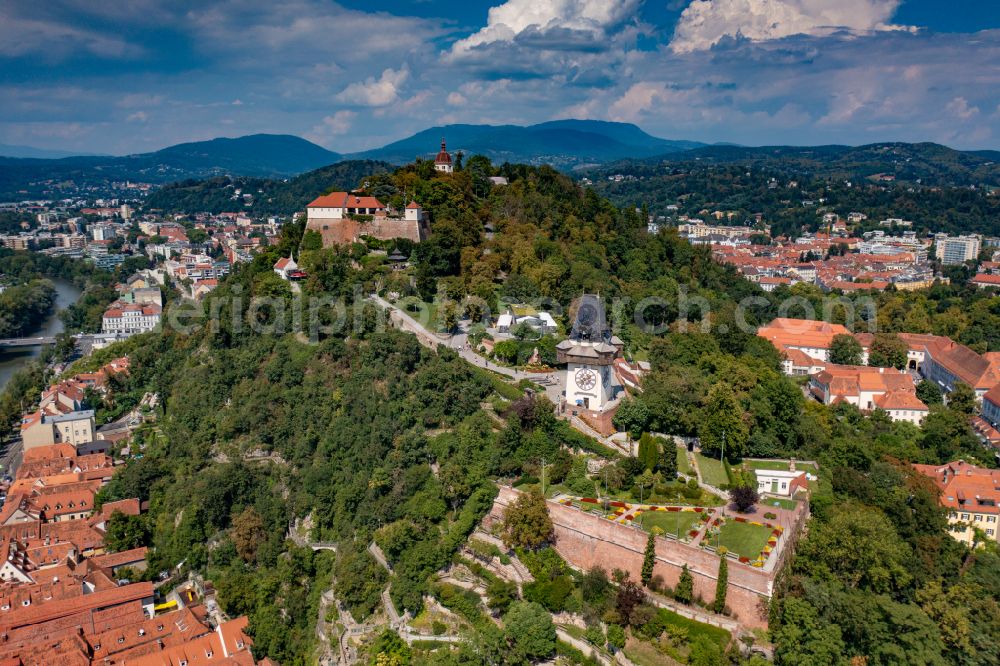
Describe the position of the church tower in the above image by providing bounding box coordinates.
[557,295,624,413]
[434,138,453,173]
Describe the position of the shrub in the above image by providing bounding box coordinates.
[584,624,606,647]
[431,620,446,635]
[607,624,626,650]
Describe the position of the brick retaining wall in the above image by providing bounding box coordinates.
[488,487,783,629]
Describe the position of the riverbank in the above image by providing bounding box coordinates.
[0,277,82,393]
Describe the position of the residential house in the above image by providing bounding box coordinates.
[273,255,298,280]
[754,469,810,497]
[913,460,999,546]
[809,365,927,423]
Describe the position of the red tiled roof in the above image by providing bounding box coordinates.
[306,191,384,209]
[971,273,1000,286]
[874,389,928,411]
[913,460,1000,515]
[0,581,154,631]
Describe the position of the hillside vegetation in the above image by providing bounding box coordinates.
[143,160,394,215]
[46,158,1000,665]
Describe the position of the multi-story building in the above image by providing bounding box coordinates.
[914,460,999,546]
[20,410,96,450]
[983,385,1000,427]
[808,364,928,424]
[758,318,869,368]
[102,303,161,336]
[935,233,981,265]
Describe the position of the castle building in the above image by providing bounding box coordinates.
[434,139,453,173]
[305,192,428,247]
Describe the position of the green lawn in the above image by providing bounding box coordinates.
[714,521,773,559]
[762,497,799,511]
[695,453,730,487]
[638,510,705,538]
[676,447,693,475]
[743,459,817,472]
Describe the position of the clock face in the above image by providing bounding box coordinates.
[575,368,597,391]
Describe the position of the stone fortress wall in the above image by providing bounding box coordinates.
[487,486,810,629]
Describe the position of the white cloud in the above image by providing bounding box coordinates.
[126,111,149,123]
[451,0,641,54]
[446,92,468,106]
[945,97,979,121]
[315,110,356,136]
[671,0,909,53]
[117,93,164,109]
[336,67,409,107]
[0,16,140,59]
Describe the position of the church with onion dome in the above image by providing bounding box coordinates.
[434,138,453,173]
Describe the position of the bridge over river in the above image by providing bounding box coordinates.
[0,337,57,348]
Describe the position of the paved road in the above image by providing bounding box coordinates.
[0,438,22,479]
[370,295,564,405]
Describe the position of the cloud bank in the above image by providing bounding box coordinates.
[671,0,909,53]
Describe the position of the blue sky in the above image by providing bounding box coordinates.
[1,1,999,155]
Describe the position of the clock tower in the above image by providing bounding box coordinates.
[557,295,624,412]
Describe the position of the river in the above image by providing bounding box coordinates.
[0,277,83,393]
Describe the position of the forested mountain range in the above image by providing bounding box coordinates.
[0,134,341,200]
[143,160,393,215]
[585,160,1000,238]
[5,122,1000,205]
[345,119,705,168]
[595,142,1000,186]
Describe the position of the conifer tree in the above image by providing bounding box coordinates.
[713,555,728,614]
[641,530,657,586]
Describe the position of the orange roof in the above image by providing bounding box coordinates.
[0,581,154,631]
[971,273,1000,285]
[874,389,928,411]
[913,460,1000,515]
[22,444,77,462]
[812,364,916,403]
[125,616,254,666]
[985,383,1000,407]
[306,191,384,209]
[758,318,853,351]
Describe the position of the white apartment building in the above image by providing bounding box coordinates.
[935,234,981,265]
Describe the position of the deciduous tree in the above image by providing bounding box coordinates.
[830,334,863,366]
[698,383,748,461]
[868,333,908,369]
[500,490,553,551]
[503,601,556,664]
[613,398,650,441]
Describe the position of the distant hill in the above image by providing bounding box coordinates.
[0,134,340,200]
[608,142,1000,186]
[0,143,99,159]
[143,160,393,215]
[348,119,705,168]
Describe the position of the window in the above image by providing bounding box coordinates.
[988,516,997,523]
[987,529,995,536]
[961,513,970,520]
